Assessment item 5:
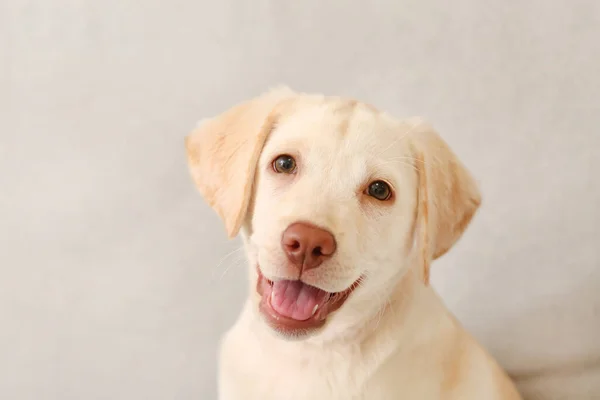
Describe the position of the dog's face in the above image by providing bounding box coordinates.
[248,100,421,337]
[185,87,480,340]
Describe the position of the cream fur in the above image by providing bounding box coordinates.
[185,87,522,400]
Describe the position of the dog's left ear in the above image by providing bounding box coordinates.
[408,119,481,283]
[185,86,296,238]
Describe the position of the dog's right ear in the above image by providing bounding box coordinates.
[185,86,296,238]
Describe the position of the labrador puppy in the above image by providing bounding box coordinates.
[185,87,522,400]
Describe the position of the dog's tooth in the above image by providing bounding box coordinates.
[270,290,276,304]
[312,304,319,316]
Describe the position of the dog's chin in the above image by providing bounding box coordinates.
[255,267,360,339]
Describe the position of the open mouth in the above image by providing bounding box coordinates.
[256,268,359,334]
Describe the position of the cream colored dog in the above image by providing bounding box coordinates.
[185,87,522,400]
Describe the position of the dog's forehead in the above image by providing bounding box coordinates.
[268,99,408,161]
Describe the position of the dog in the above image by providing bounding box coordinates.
[185,87,522,399]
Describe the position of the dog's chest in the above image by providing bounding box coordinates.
[220,333,364,399]
[218,324,442,400]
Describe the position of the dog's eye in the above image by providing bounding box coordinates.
[272,155,297,174]
[367,180,392,201]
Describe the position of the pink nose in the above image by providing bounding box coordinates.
[281,222,336,272]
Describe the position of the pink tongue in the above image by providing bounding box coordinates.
[270,280,328,321]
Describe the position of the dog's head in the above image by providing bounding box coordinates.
[185,87,480,339]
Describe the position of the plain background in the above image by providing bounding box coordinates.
[1,1,599,399]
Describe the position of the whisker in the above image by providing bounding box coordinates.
[374,123,420,157]
[210,246,245,280]
[372,159,422,172]
[373,295,387,331]
[216,254,247,282]
[213,246,244,270]
[380,156,428,164]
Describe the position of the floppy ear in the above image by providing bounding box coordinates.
[184,87,296,238]
[409,119,481,284]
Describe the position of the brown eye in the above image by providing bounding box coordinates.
[367,180,392,201]
[272,155,296,174]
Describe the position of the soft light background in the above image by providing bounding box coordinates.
[1,1,598,399]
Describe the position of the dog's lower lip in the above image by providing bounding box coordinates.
[256,266,359,334]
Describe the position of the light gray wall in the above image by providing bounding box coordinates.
[1,1,598,399]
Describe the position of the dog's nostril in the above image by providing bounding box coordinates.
[289,241,301,250]
[312,247,323,256]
